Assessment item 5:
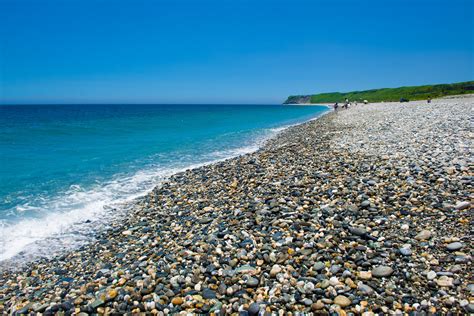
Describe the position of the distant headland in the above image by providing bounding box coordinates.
[284,80,474,104]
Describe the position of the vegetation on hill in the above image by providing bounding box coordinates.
[284,81,474,104]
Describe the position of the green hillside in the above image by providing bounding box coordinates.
[284,81,474,104]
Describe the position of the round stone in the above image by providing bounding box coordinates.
[371,266,394,278]
[400,247,412,256]
[246,277,259,288]
[414,230,432,241]
[454,201,470,210]
[349,226,367,236]
[446,242,464,251]
[312,300,325,311]
[436,276,453,287]
[270,264,282,277]
[304,282,315,293]
[334,295,351,307]
[358,282,374,295]
[359,271,372,280]
[248,302,260,316]
[106,289,118,300]
[427,271,437,280]
[329,276,341,286]
[171,297,183,305]
[465,304,474,313]
[467,283,474,294]
[361,200,370,208]
[314,261,325,271]
[302,298,312,306]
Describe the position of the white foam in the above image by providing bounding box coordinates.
[0,145,263,262]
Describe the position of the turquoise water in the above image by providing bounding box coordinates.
[0,104,328,261]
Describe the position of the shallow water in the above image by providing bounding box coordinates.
[0,103,328,262]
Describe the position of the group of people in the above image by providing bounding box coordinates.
[334,97,431,111]
[333,98,363,111]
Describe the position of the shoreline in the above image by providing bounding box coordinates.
[0,107,331,266]
[284,104,333,108]
[1,97,472,314]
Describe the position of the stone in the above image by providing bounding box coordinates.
[436,276,453,287]
[210,302,223,312]
[33,304,49,313]
[270,264,282,277]
[90,299,105,309]
[446,242,464,251]
[467,283,474,294]
[465,304,474,313]
[320,279,330,288]
[198,217,213,224]
[334,295,351,307]
[330,264,341,274]
[372,266,394,278]
[415,230,432,241]
[106,289,118,300]
[312,300,325,310]
[171,297,184,305]
[349,226,367,236]
[235,265,256,274]
[304,282,315,293]
[454,201,470,210]
[248,302,260,316]
[246,277,259,288]
[329,276,341,286]
[361,200,370,208]
[218,282,226,295]
[359,271,372,280]
[399,247,412,256]
[313,261,325,271]
[427,271,437,280]
[202,288,216,299]
[358,282,374,295]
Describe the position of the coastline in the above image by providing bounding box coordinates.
[284,104,333,108]
[0,106,330,265]
[1,97,472,314]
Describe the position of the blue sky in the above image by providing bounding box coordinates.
[0,0,472,104]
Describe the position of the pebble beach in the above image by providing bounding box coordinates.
[1,97,472,314]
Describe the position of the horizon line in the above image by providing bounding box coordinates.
[0,102,290,106]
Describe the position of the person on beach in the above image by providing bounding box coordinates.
[334,102,339,111]
[344,98,349,109]
[427,97,431,103]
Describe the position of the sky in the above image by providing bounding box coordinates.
[0,0,473,104]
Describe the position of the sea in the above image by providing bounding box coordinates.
[0,103,328,263]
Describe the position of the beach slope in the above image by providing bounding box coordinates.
[1,97,472,314]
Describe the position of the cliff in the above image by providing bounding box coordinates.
[283,95,311,104]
